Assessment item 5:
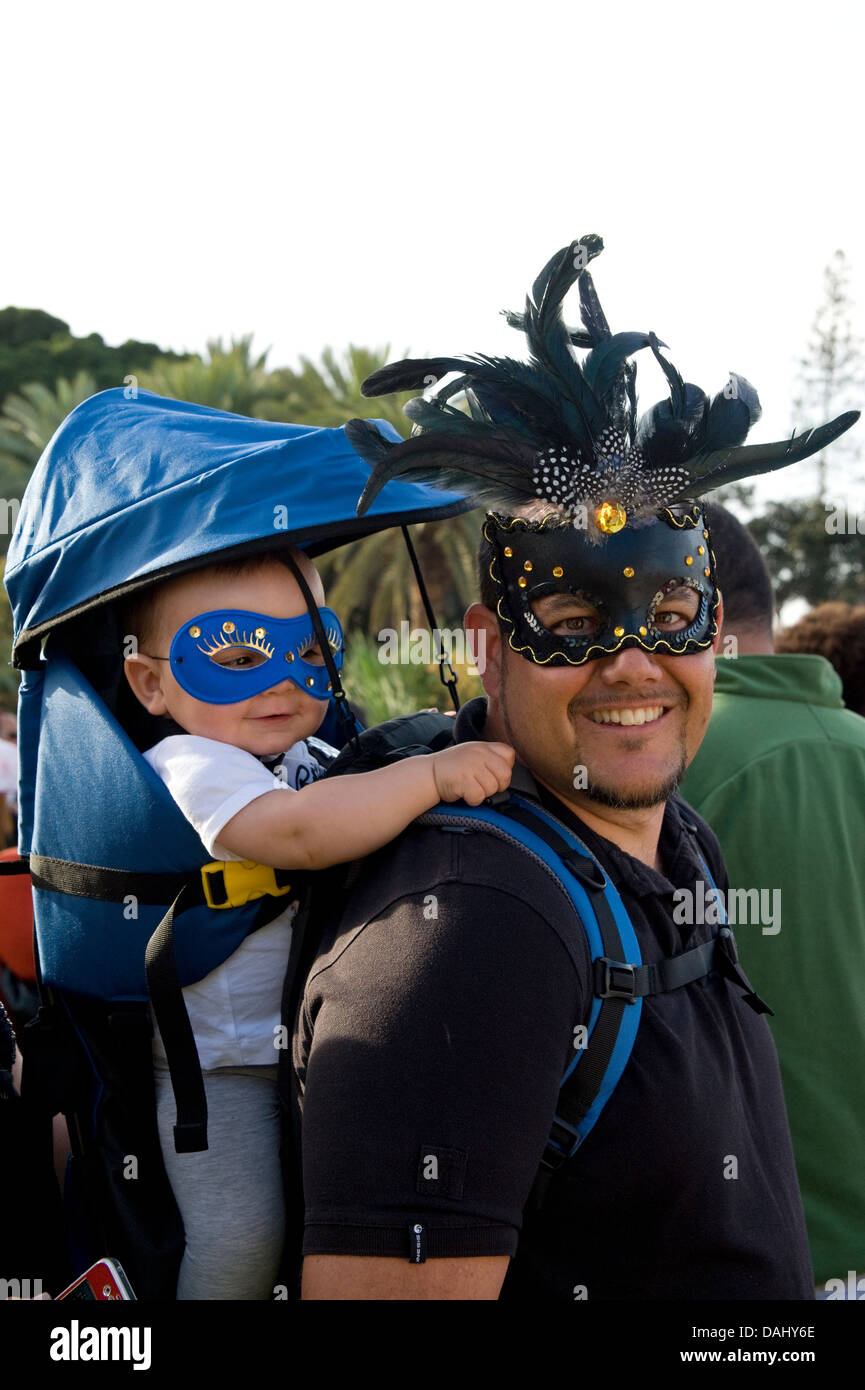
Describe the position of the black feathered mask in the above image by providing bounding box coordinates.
[346,237,859,665]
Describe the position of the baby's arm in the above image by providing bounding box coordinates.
[215,741,515,871]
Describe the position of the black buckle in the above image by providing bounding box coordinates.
[595,957,638,1002]
[541,1116,583,1169]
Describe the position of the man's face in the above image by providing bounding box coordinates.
[126,560,329,757]
[470,584,720,812]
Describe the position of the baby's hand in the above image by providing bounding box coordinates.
[430,741,515,805]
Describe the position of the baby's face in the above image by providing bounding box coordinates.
[132,561,330,757]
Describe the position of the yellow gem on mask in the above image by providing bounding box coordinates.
[254,627,266,639]
[596,502,626,533]
[285,651,295,662]
[685,556,694,565]
[222,621,236,633]
[189,625,201,638]
[614,626,625,637]
[639,626,648,637]
[704,568,711,577]
[523,560,533,572]
[306,677,315,688]
[623,566,634,578]
[703,529,709,538]
[553,566,564,578]
[518,576,527,589]
[504,546,513,557]
[697,545,705,556]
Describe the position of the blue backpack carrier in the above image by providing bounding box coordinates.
[3,388,471,1298]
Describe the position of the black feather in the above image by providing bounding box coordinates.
[578,270,611,343]
[351,240,860,523]
[354,432,538,516]
[672,411,860,498]
[360,357,468,397]
[343,417,398,465]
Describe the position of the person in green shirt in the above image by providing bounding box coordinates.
[680,503,865,1294]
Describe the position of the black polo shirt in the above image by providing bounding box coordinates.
[291,699,813,1300]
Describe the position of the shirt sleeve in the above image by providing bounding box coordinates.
[296,853,590,1260]
[143,734,291,859]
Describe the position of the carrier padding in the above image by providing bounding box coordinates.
[32,653,264,1001]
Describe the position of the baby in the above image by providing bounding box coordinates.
[123,546,513,1300]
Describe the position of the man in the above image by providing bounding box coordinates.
[679,503,865,1294]
[287,238,857,1300]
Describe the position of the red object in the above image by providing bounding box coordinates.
[56,1258,136,1301]
[0,846,35,982]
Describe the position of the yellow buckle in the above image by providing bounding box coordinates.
[201,860,292,909]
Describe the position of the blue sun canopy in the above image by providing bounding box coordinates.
[5,387,472,659]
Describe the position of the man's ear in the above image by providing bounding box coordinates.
[464,603,502,697]
[123,654,169,716]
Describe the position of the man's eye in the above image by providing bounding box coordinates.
[551,614,602,636]
[652,601,698,631]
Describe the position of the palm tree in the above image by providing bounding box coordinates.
[140,336,284,418]
[0,371,99,487]
[266,344,412,435]
[271,345,480,628]
[320,509,482,634]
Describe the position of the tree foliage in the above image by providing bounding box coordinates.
[0,306,183,411]
[792,250,864,500]
[267,344,414,435]
[139,335,285,418]
[0,371,99,483]
[748,500,865,614]
[740,253,865,612]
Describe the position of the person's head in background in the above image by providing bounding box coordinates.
[776,602,865,716]
[702,503,774,654]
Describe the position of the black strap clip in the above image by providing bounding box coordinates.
[543,1115,583,1165]
[594,957,638,1002]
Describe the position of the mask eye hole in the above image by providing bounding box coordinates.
[647,581,701,633]
[207,644,271,670]
[531,591,605,638]
[298,642,326,666]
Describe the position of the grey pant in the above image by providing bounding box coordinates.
[154,1060,285,1300]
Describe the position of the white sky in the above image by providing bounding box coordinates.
[3,0,864,511]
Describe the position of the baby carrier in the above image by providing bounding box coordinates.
[3,387,470,1298]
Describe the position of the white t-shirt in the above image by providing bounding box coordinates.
[144,733,337,1069]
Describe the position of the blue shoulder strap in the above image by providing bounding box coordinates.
[425,794,641,1164]
[425,791,771,1190]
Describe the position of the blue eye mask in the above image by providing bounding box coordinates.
[168,608,344,704]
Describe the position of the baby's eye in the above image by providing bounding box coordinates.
[299,643,326,666]
[209,646,269,670]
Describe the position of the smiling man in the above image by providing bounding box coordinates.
[290,238,857,1301]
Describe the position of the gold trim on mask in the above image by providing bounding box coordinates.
[484,514,719,667]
